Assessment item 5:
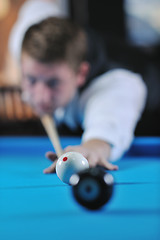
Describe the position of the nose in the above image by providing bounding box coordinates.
[33,81,52,104]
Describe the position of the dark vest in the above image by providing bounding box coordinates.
[79,28,109,93]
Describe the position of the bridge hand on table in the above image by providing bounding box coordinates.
[43,152,58,173]
[44,141,118,174]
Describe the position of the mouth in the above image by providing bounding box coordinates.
[37,104,54,114]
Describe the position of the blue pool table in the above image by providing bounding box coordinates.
[0,136,160,240]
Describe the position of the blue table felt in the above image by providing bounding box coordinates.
[0,136,160,240]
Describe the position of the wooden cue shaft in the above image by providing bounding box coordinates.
[41,114,63,158]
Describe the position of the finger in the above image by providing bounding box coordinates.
[43,161,57,174]
[87,153,99,168]
[64,145,82,153]
[64,145,74,152]
[45,151,57,162]
[100,158,119,171]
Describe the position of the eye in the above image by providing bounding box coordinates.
[27,76,37,85]
[46,78,59,88]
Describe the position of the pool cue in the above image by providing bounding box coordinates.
[41,114,63,158]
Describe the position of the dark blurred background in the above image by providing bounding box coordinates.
[0,0,160,136]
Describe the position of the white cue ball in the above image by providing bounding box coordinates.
[56,152,89,184]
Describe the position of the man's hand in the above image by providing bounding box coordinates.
[65,139,118,170]
[43,139,118,174]
[43,151,58,173]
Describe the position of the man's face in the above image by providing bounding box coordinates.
[21,53,84,115]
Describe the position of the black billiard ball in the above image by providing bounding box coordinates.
[70,167,114,210]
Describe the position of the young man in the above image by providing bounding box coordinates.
[19,16,147,173]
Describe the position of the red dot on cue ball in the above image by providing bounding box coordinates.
[63,157,68,161]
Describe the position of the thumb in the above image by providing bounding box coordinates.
[45,151,58,162]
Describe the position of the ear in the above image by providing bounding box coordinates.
[76,62,90,87]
